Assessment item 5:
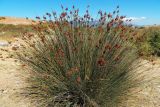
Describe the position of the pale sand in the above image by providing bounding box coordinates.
[0,45,33,107]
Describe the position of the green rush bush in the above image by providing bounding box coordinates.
[14,6,151,107]
[136,27,160,57]
[134,29,153,58]
[149,30,160,56]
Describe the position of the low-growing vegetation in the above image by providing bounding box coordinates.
[0,17,6,20]
[149,30,160,56]
[0,24,33,41]
[136,26,160,57]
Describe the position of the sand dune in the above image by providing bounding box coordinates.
[0,17,35,25]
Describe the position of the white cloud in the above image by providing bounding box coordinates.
[123,17,147,22]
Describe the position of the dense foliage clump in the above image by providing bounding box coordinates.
[14,6,151,107]
[136,27,160,57]
[149,30,160,56]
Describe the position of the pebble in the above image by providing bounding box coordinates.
[0,41,9,46]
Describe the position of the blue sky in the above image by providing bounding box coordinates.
[0,0,160,25]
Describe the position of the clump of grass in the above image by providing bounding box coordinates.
[14,6,151,107]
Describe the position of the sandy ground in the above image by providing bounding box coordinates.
[125,60,160,107]
[0,40,160,107]
[0,44,33,107]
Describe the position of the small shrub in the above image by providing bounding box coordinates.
[135,30,153,58]
[149,30,160,56]
[137,27,160,57]
[15,6,151,107]
[0,17,6,20]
